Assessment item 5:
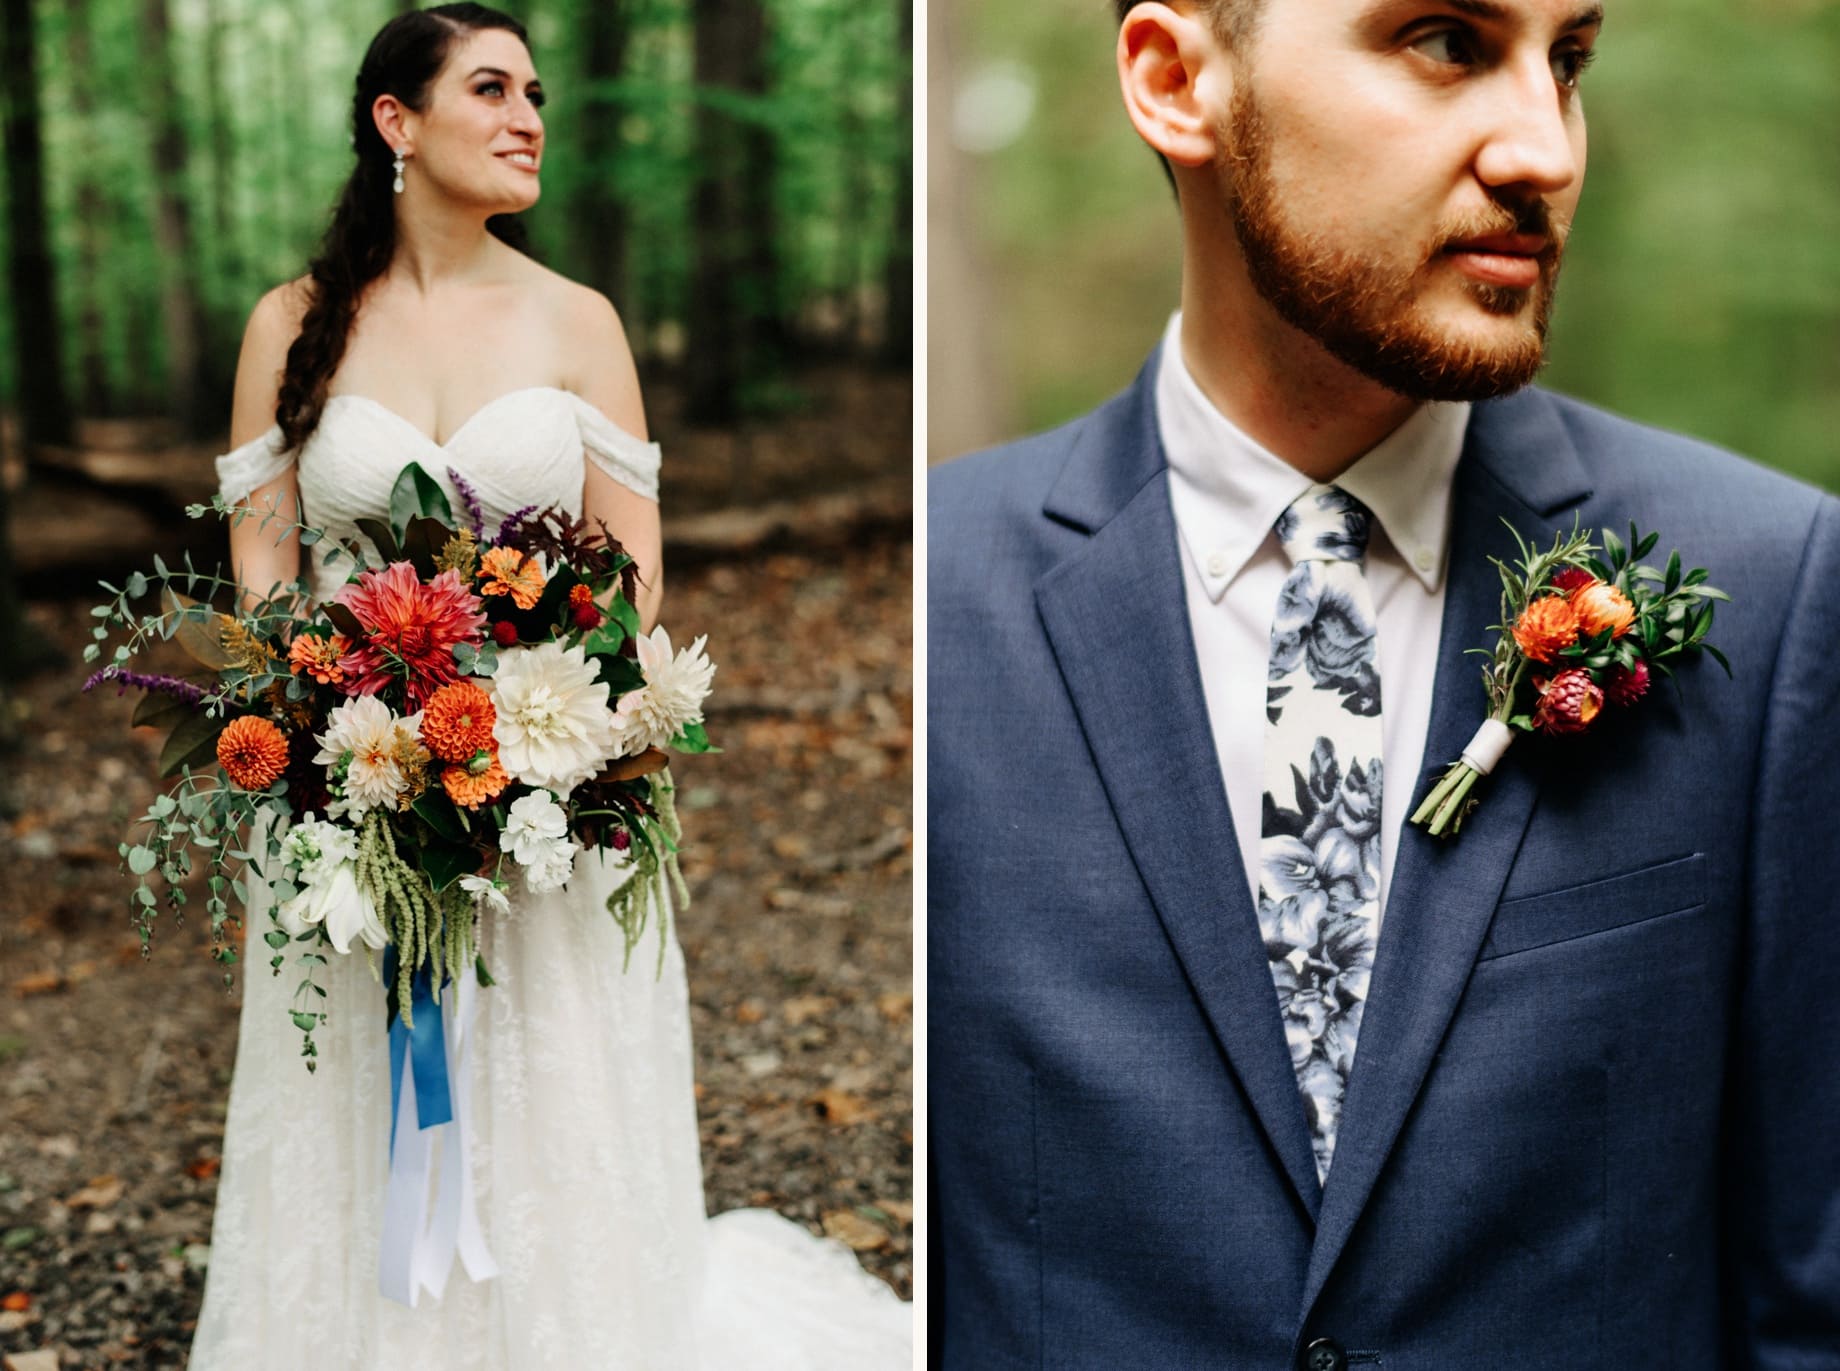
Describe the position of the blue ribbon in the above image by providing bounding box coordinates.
[385,948,453,1152]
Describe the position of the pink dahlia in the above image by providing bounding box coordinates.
[335,561,487,710]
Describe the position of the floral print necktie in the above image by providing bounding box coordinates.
[1260,484,1383,1185]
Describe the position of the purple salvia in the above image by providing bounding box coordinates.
[82,666,209,706]
[495,503,539,544]
[446,467,487,539]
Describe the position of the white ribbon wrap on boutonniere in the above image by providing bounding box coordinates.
[1458,719,1516,776]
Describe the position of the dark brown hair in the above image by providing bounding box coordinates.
[275,4,535,455]
[1112,0,1262,42]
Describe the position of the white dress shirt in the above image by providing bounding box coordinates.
[1154,312,1470,926]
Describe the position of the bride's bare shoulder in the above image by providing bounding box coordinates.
[229,276,315,446]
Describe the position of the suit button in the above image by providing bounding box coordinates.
[1302,1337,1347,1371]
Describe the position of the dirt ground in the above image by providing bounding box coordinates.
[0,530,913,1368]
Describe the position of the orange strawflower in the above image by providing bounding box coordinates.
[420,680,498,763]
[288,631,349,685]
[217,716,290,790]
[479,546,546,611]
[1570,581,1636,639]
[1512,595,1580,663]
[442,754,511,809]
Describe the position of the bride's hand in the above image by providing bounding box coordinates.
[573,290,663,634]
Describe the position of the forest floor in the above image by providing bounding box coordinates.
[0,372,914,1369]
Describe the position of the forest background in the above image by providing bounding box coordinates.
[0,0,914,1360]
[930,0,1840,497]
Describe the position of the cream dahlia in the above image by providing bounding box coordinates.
[608,626,716,757]
[314,695,425,815]
[334,561,487,709]
[489,640,618,794]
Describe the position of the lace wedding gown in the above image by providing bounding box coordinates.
[190,387,912,1370]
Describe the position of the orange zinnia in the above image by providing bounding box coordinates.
[217,716,290,790]
[1512,596,1579,664]
[479,546,546,611]
[421,680,498,763]
[288,631,349,685]
[1570,581,1636,639]
[443,754,511,809]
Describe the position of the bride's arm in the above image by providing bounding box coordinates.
[226,283,309,613]
[572,291,664,634]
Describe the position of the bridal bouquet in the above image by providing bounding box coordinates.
[84,463,716,1067]
[1411,520,1727,838]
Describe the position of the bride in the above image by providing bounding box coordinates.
[189,6,911,1367]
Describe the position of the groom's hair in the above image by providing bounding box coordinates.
[1113,0,1264,44]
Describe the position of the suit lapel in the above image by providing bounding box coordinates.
[1299,387,1596,1316]
[1034,354,1324,1219]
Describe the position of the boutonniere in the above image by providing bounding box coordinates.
[1411,521,1730,838]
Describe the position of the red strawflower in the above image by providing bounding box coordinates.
[334,561,487,710]
[1532,668,1605,735]
[1604,659,1651,707]
[568,583,604,632]
[1550,566,1596,594]
[492,619,521,648]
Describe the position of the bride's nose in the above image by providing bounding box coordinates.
[508,93,543,134]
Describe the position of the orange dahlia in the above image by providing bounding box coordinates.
[288,631,350,685]
[479,546,546,611]
[421,680,498,762]
[1570,581,1636,639]
[217,716,290,790]
[1512,595,1579,663]
[443,754,511,809]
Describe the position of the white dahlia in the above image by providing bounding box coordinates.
[490,640,618,794]
[314,696,424,815]
[498,790,579,893]
[609,626,715,756]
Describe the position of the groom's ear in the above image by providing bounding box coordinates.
[1117,3,1228,170]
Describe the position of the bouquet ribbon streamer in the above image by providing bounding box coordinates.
[379,952,499,1306]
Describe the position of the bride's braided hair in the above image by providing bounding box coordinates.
[276,4,536,456]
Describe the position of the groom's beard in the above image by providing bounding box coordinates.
[1214,85,1565,403]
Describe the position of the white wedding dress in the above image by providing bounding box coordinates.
[190,387,912,1370]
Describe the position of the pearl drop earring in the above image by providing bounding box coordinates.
[392,148,406,195]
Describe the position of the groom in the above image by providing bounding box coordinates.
[928,1,1840,1368]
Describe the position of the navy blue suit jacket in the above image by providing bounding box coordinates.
[928,352,1840,1369]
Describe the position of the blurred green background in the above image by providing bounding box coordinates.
[929,0,1840,492]
[1,0,909,438]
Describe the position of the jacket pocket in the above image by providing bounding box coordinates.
[1479,852,1707,961]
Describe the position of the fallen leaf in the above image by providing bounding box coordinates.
[770,834,810,860]
[733,1000,766,1025]
[65,1175,123,1209]
[0,1310,33,1333]
[808,1087,876,1127]
[0,1293,28,1312]
[781,994,836,1027]
[185,1157,220,1181]
[876,991,912,1022]
[822,1209,890,1251]
[878,1199,915,1226]
[10,973,65,999]
[3,1349,61,1371]
[34,1137,76,1160]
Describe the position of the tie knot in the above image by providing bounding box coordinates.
[1276,484,1373,566]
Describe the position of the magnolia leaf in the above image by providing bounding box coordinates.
[598,747,669,782]
[389,464,453,538]
[131,690,196,733]
[591,652,645,694]
[412,792,469,844]
[354,517,401,563]
[420,840,478,892]
[160,712,227,779]
[164,589,239,671]
[321,600,364,642]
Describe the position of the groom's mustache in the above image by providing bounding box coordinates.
[1431,198,1566,270]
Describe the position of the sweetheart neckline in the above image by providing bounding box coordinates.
[323,384,574,450]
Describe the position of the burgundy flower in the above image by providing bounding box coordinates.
[1604,659,1651,707]
[1532,668,1604,735]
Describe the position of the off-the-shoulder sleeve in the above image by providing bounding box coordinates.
[214,426,294,506]
[569,391,661,502]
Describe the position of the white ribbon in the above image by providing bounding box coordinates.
[379,974,498,1306]
[1459,718,1516,776]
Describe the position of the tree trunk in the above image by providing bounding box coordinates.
[66,0,113,415]
[686,0,770,425]
[1,0,75,449]
[0,419,58,685]
[201,0,243,398]
[882,0,913,367]
[142,0,212,437]
[575,3,632,332]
